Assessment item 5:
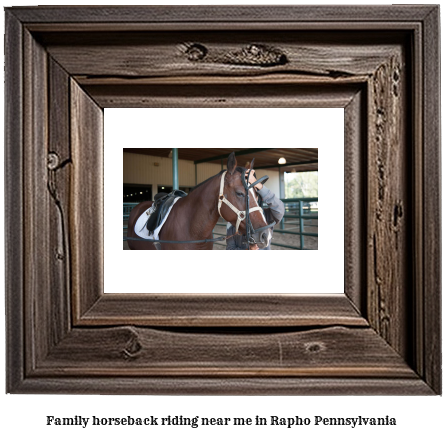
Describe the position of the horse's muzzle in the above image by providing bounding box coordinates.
[254,229,270,249]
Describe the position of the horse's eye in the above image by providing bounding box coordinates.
[236,191,245,197]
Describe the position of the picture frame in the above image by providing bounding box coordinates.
[5,5,440,394]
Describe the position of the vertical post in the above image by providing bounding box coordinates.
[279,168,285,230]
[279,167,285,198]
[280,208,285,230]
[172,148,179,190]
[299,200,305,250]
[195,163,198,186]
[152,183,158,200]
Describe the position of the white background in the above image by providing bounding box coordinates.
[1,1,442,438]
[105,108,344,294]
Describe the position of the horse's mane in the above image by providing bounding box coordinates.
[190,167,245,192]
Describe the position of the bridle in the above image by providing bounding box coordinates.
[218,170,261,233]
[218,170,275,249]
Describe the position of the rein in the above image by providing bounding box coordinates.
[124,231,240,244]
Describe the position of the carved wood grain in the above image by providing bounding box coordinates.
[344,90,366,313]
[70,81,104,321]
[5,11,24,392]
[48,58,72,346]
[36,326,415,378]
[9,5,437,24]
[367,51,409,358]
[13,376,433,396]
[422,7,441,393]
[23,29,50,372]
[79,294,367,327]
[82,83,361,109]
[42,34,399,80]
[5,6,440,395]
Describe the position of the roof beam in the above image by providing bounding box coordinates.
[194,148,273,164]
[254,160,318,170]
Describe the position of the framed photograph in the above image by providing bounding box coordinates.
[5,5,440,394]
[118,127,321,251]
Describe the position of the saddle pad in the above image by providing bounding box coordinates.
[134,197,182,241]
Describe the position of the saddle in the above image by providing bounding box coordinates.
[144,190,187,234]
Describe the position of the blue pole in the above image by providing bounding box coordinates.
[172,148,179,190]
[299,200,305,250]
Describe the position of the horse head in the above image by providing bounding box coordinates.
[220,152,272,249]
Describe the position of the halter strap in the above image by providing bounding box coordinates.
[218,171,262,232]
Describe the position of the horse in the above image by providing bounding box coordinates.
[126,152,272,250]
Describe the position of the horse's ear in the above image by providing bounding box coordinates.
[227,152,237,175]
[249,158,255,170]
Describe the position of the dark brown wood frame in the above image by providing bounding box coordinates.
[5,6,441,394]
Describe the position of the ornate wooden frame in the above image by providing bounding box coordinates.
[5,6,441,394]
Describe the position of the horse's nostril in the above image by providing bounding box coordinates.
[261,232,268,244]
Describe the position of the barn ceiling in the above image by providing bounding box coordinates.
[123,148,318,173]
